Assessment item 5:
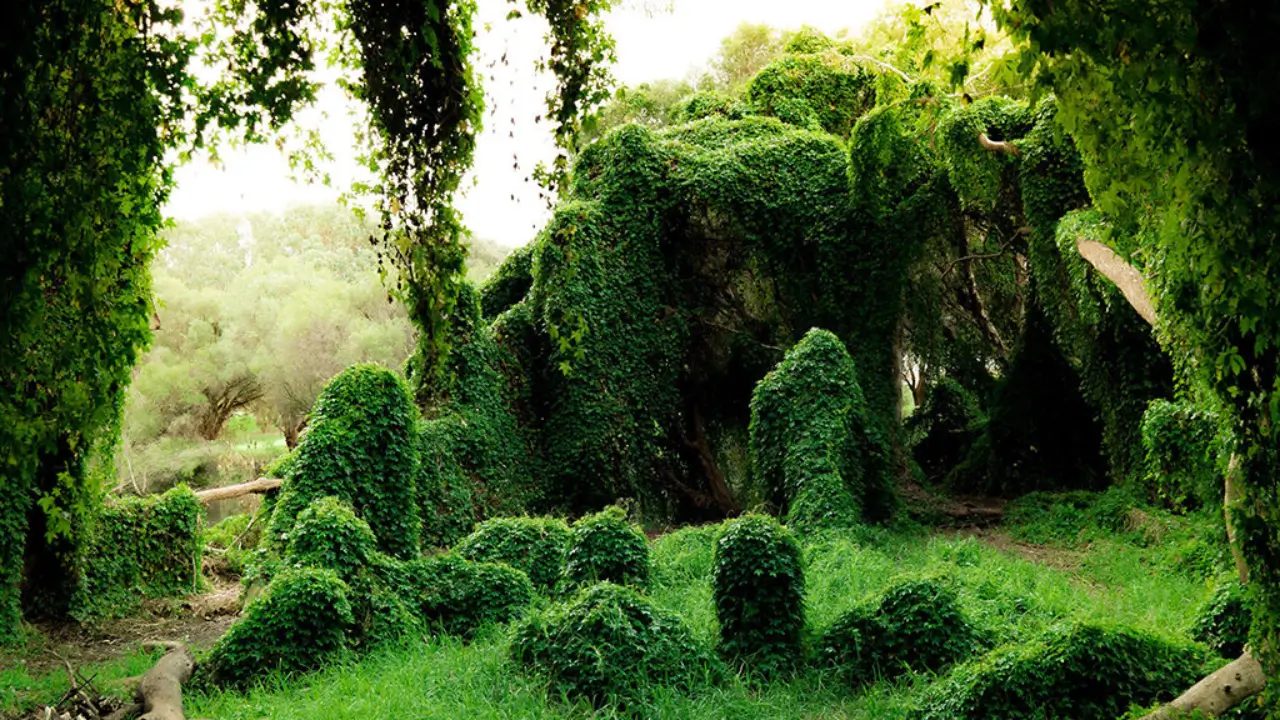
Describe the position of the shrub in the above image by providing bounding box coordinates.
[71,486,203,621]
[479,243,535,319]
[285,497,376,582]
[563,506,652,591]
[1191,578,1250,658]
[819,578,980,683]
[267,363,420,559]
[406,554,534,636]
[510,582,724,706]
[1141,399,1224,511]
[747,54,875,136]
[907,378,986,484]
[749,328,894,532]
[202,567,353,689]
[712,514,805,676]
[455,516,571,592]
[913,623,1208,720]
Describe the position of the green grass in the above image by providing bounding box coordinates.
[2,499,1227,719]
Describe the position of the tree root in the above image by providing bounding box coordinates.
[103,642,198,720]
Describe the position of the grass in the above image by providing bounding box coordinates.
[2,494,1228,719]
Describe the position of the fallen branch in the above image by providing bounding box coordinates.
[978,132,1021,157]
[105,643,195,720]
[1141,651,1266,719]
[193,477,282,505]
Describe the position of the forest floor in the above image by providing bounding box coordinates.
[0,488,1228,720]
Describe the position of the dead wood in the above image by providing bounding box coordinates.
[194,477,282,505]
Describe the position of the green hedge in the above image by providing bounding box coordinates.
[268,363,421,560]
[71,486,203,621]
[819,578,981,684]
[455,516,571,592]
[749,328,893,531]
[712,514,805,676]
[202,567,353,689]
[562,506,652,591]
[510,582,724,706]
[914,623,1208,720]
[406,554,534,636]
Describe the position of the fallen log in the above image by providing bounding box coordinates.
[1141,651,1266,719]
[193,477,282,505]
[104,643,194,720]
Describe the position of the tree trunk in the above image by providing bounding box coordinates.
[193,478,283,505]
[105,642,195,720]
[1141,651,1266,719]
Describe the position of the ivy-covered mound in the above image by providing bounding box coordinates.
[562,506,652,592]
[712,514,805,676]
[509,582,725,706]
[818,578,982,684]
[267,363,420,559]
[70,486,203,621]
[913,623,1208,720]
[749,328,892,531]
[455,98,913,523]
[455,516,571,592]
[1190,578,1250,660]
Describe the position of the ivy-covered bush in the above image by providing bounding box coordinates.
[267,363,421,559]
[749,328,893,531]
[1141,399,1224,512]
[455,516,571,592]
[1190,577,1250,659]
[202,567,353,689]
[406,554,534,636]
[284,497,376,582]
[651,523,721,588]
[562,506,652,591]
[711,514,805,676]
[509,582,724,706]
[71,486,203,621]
[746,54,875,137]
[913,623,1208,720]
[479,242,535,319]
[818,578,980,683]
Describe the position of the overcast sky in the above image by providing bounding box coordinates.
[165,0,889,248]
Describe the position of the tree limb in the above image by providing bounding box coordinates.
[1141,651,1266,719]
[978,132,1021,157]
[194,477,282,505]
[1075,239,1158,327]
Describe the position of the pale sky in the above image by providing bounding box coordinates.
[165,0,889,248]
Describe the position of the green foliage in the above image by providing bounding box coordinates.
[747,54,875,137]
[1141,399,1224,512]
[1191,578,1250,659]
[406,554,534,636]
[913,623,1208,720]
[936,97,1031,212]
[563,506,652,591]
[454,516,571,592]
[712,515,805,676]
[750,329,893,531]
[907,378,986,484]
[268,364,420,559]
[509,582,724,707]
[479,244,535,320]
[70,486,203,621]
[202,567,353,689]
[285,497,377,583]
[651,523,722,588]
[818,578,981,683]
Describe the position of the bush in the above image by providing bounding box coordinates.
[819,578,980,683]
[405,554,534,636]
[913,623,1208,720]
[510,582,724,706]
[1141,399,1224,511]
[202,567,353,689]
[71,486,203,621]
[1191,577,1250,658]
[455,516,571,592]
[747,54,875,136]
[562,506,652,591]
[267,363,420,559]
[479,243,535,319]
[907,378,986,484]
[749,328,894,532]
[712,515,805,676]
[285,497,377,582]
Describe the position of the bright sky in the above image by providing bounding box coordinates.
[164,0,890,248]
